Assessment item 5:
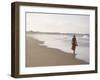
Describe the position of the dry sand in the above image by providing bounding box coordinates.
[26,33,88,67]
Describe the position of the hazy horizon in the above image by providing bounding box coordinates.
[26,12,90,34]
[26,31,89,35]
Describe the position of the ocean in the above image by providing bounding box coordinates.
[28,33,90,63]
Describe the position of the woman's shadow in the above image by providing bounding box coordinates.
[73,53,77,58]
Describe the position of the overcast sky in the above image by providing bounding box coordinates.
[26,13,90,34]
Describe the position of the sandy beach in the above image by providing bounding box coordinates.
[26,33,88,67]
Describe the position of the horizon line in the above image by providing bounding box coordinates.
[26,31,89,34]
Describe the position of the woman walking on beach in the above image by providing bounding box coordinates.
[71,34,78,55]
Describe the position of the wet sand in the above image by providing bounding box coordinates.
[26,33,88,67]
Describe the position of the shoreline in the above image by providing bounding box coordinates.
[26,33,88,67]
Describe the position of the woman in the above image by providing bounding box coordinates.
[71,34,78,55]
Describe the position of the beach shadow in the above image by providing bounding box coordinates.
[73,53,77,58]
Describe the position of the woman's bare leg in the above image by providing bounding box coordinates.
[73,50,76,57]
[72,50,75,57]
[72,49,75,54]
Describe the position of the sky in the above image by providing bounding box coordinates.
[26,12,90,34]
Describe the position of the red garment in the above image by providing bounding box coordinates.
[71,37,78,50]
